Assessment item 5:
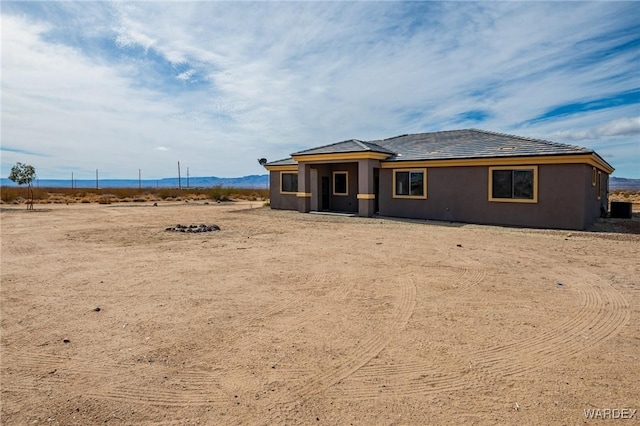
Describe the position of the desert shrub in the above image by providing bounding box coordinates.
[156,188,182,199]
[48,195,67,203]
[1,185,269,204]
[0,187,20,203]
[31,188,48,200]
[98,194,116,204]
[208,185,233,202]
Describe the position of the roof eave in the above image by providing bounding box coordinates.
[292,151,392,162]
[380,153,614,172]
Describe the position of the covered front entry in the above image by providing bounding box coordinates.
[297,158,380,217]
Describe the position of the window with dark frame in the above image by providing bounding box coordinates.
[491,169,534,200]
[395,170,425,197]
[333,172,348,195]
[281,172,298,193]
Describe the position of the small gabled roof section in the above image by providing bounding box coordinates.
[291,138,395,162]
[291,139,396,157]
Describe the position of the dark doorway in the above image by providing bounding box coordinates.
[374,169,380,213]
[321,176,330,210]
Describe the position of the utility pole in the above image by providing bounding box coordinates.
[178,161,182,190]
[96,169,99,190]
[71,172,74,189]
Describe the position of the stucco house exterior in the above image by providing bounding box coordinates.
[263,129,614,230]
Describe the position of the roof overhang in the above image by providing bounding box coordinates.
[292,152,392,163]
[264,164,298,171]
[380,153,614,174]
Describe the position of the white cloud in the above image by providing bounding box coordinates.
[598,117,640,138]
[175,69,195,81]
[550,117,640,141]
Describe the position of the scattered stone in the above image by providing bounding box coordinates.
[93,307,101,312]
[63,339,70,343]
[165,224,220,233]
[456,244,462,247]
[153,202,158,207]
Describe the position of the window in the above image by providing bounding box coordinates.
[280,172,298,194]
[596,170,602,200]
[591,167,597,186]
[489,166,538,203]
[333,171,348,195]
[393,169,427,199]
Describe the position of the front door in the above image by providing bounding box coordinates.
[321,177,330,210]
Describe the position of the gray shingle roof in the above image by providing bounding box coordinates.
[291,139,396,156]
[265,157,297,167]
[374,129,593,162]
[266,129,610,169]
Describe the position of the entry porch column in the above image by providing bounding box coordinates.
[357,159,379,217]
[297,162,311,213]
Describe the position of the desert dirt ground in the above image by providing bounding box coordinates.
[1,202,639,425]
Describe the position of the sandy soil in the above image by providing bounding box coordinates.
[1,202,639,425]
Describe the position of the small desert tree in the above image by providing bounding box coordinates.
[8,162,37,210]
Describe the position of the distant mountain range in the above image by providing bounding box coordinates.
[0,175,269,189]
[2,174,638,190]
[610,177,640,190]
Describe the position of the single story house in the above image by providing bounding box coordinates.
[263,129,614,230]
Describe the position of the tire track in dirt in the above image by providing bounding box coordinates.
[419,263,487,291]
[80,271,333,408]
[233,268,361,361]
[88,382,228,407]
[324,264,630,400]
[279,274,417,401]
[220,271,328,344]
[455,268,487,290]
[319,263,488,400]
[2,350,231,407]
[469,267,630,377]
[23,271,355,410]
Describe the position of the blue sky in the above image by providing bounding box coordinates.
[1,1,639,179]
